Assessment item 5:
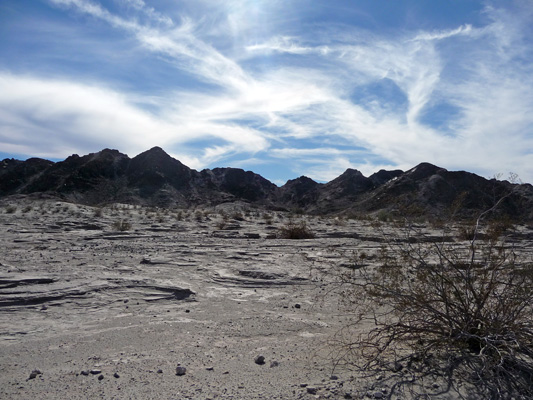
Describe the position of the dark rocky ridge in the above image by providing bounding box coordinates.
[2,147,533,220]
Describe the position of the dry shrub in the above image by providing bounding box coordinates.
[112,219,132,231]
[324,215,533,398]
[278,219,315,239]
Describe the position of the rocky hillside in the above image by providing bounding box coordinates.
[1,147,532,220]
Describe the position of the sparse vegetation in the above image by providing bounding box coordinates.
[278,219,315,239]
[231,211,245,221]
[324,203,533,398]
[195,210,203,222]
[376,209,391,222]
[262,213,273,225]
[5,205,16,214]
[112,219,132,231]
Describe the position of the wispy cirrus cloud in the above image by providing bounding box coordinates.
[0,0,532,183]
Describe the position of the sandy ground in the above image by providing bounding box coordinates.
[2,198,531,399]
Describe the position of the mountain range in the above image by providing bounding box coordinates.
[1,146,532,220]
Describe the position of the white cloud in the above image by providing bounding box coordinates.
[5,0,532,184]
[0,73,269,162]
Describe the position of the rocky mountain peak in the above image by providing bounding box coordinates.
[1,147,532,220]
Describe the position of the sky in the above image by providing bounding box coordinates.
[1,0,532,185]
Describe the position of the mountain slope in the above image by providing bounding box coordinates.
[1,148,532,220]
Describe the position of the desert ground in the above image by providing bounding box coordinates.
[1,197,532,399]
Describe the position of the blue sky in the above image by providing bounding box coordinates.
[1,0,532,185]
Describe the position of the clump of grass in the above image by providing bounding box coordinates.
[194,210,204,222]
[376,210,391,222]
[278,219,315,239]
[262,213,273,225]
[231,211,245,221]
[458,223,476,240]
[112,219,132,231]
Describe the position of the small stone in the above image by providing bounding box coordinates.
[28,370,42,379]
[300,383,308,388]
[90,369,101,375]
[294,303,301,309]
[98,374,104,381]
[306,386,318,395]
[81,370,89,376]
[344,393,353,399]
[176,366,187,376]
[372,392,384,399]
[269,361,279,368]
[330,375,338,380]
[254,355,265,365]
[392,362,403,372]
[157,369,163,374]
[206,366,214,371]
[113,372,120,378]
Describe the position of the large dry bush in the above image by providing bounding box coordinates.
[323,208,533,398]
[278,218,315,239]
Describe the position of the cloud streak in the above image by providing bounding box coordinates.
[1,0,532,183]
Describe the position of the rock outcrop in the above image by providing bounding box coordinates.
[2,147,532,220]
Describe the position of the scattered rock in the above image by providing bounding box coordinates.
[176,366,187,376]
[269,361,279,368]
[90,369,101,375]
[294,303,301,309]
[206,366,214,371]
[28,370,42,380]
[80,370,90,376]
[330,375,338,380]
[254,355,265,365]
[113,372,120,378]
[306,386,318,395]
[157,369,163,374]
[98,374,104,381]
